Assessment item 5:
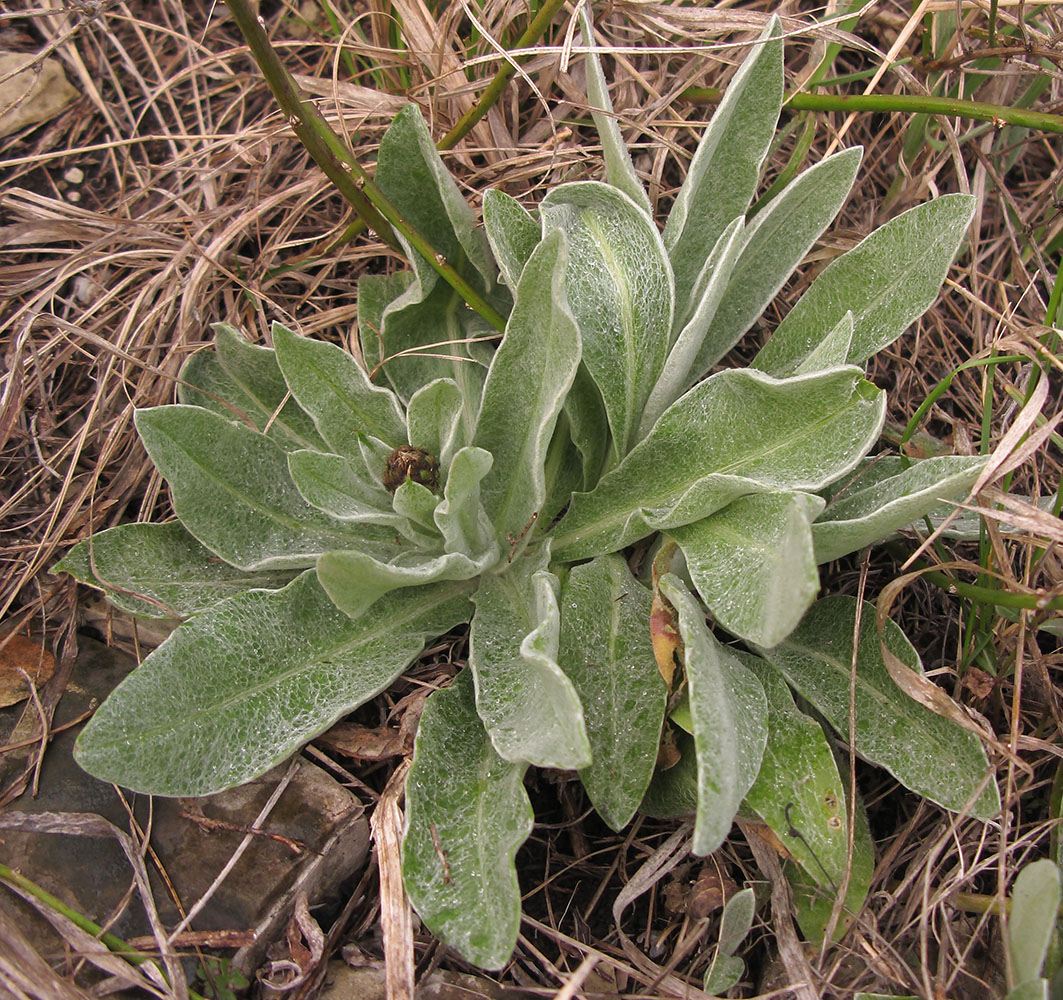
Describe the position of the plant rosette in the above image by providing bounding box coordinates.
[57,14,999,970]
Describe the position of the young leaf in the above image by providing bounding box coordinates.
[753,194,977,376]
[179,327,325,452]
[402,670,533,971]
[316,546,491,620]
[659,575,767,855]
[482,189,540,291]
[760,595,1000,819]
[473,230,581,552]
[540,181,674,457]
[55,521,295,619]
[639,216,745,436]
[663,18,783,325]
[704,887,756,993]
[564,365,610,491]
[578,4,651,216]
[134,405,369,570]
[433,446,498,562]
[74,571,474,796]
[741,654,873,941]
[551,367,885,562]
[272,322,407,457]
[670,490,825,648]
[558,554,667,831]
[692,147,863,377]
[287,449,401,526]
[1008,859,1061,987]
[469,550,591,770]
[407,378,467,477]
[813,454,988,563]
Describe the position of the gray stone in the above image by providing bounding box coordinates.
[0,637,370,978]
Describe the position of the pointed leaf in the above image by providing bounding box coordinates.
[287,449,401,525]
[551,367,885,562]
[793,313,854,375]
[540,181,674,456]
[1009,860,1061,985]
[178,331,325,452]
[692,147,863,376]
[579,5,651,215]
[317,546,489,620]
[753,194,977,375]
[664,18,783,325]
[376,104,498,292]
[639,217,745,436]
[813,454,988,563]
[272,322,406,457]
[660,575,767,855]
[474,230,581,551]
[761,595,1000,819]
[671,491,824,648]
[470,551,591,769]
[134,405,367,570]
[74,571,474,796]
[407,377,467,475]
[483,189,540,291]
[741,654,872,941]
[402,670,532,971]
[54,521,295,619]
[558,555,667,831]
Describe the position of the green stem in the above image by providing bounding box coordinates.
[682,86,1063,134]
[915,566,1063,612]
[438,0,569,150]
[225,0,506,332]
[0,862,207,1000]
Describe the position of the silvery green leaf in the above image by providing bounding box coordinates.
[74,570,473,796]
[402,669,532,971]
[551,367,885,562]
[540,181,673,457]
[541,416,584,530]
[813,454,988,563]
[392,478,440,535]
[470,549,591,769]
[558,555,667,831]
[357,270,413,375]
[741,654,873,942]
[1005,983,1049,1000]
[134,405,368,570]
[639,217,745,437]
[693,147,863,377]
[703,887,755,993]
[287,449,400,525]
[753,194,977,375]
[434,446,498,562]
[1009,860,1061,986]
[317,545,490,620]
[663,18,783,325]
[671,491,824,648]
[578,5,651,216]
[793,312,854,375]
[376,104,498,292]
[761,596,1000,819]
[483,189,540,290]
[407,378,467,475]
[659,575,767,855]
[474,230,581,552]
[54,521,295,619]
[272,322,406,457]
[178,327,325,452]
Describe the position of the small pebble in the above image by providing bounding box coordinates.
[65,189,81,202]
[63,166,84,184]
